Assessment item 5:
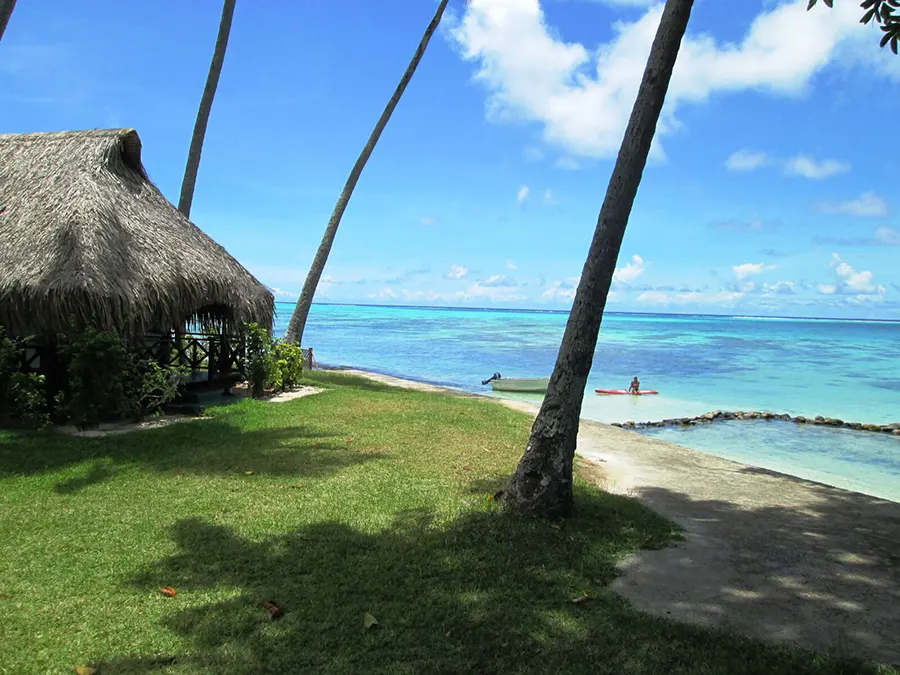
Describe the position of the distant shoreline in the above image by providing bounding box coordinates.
[276,301,900,324]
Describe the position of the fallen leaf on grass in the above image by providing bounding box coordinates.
[463,465,472,472]
[347,438,354,443]
[291,484,302,489]
[245,471,255,476]
[0,593,8,599]
[74,667,97,675]
[572,594,591,605]
[263,600,284,620]
[159,587,176,597]
[363,612,378,629]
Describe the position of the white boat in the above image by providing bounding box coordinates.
[490,377,549,393]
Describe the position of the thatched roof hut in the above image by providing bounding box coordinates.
[0,128,274,337]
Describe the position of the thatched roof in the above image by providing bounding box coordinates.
[0,128,274,336]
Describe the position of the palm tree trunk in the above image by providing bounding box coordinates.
[177,0,237,219]
[283,0,450,345]
[0,0,18,42]
[501,0,695,519]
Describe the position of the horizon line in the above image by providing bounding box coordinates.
[270,301,900,324]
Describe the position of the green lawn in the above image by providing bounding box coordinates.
[0,372,890,674]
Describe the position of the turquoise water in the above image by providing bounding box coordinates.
[274,302,900,500]
[641,420,900,502]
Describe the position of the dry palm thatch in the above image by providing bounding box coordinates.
[0,128,274,337]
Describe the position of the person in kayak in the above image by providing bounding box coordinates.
[628,376,641,394]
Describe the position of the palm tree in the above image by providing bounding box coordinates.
[499,0,696,519]
[178,0,237,218]
[808,0,899,54]
[176,0,236,378]
[0,0,18,42]
[283,0,450,345]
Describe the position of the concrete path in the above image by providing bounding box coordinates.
[342,369,900,666]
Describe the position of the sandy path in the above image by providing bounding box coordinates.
[340,368,900,666]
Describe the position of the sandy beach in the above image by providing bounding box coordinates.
[340,368,900,666]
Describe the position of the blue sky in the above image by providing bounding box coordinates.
[2,0,899,319]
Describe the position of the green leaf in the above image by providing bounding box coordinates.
[363,612,379,629]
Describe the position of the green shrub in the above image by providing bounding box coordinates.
[57,326,182,428]
[0,327,49,429]
[121,358,183,423]
[57,327,130,428]
[273,340,305,389]
[7,372,49,429]
[242,322,304,397]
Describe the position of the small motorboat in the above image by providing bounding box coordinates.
[595,389,659,396]
[481,372,549,393]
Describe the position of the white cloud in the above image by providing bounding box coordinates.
[370,287,397,300]
[506,259,518,269]
[637,290,745,306]
[761,280,796,297]
[543,188,554,204]
[784,155,849,179]
[612,254,645,285]
[829,253,885,295]
[516,185,530,208]
[726,150,770,172]
[445,264,469,280]
[875,226,900,245]
[402,283,526,304]
[732,262,774,280]
[481,274,517,287]
[270,287,298,299]
[449,0,895,161]
[817,283,837,295]
[420,216,438,226]
[818,191,890,218]
[464,282,526,302]
[539,280,577,302]
[635,290,671,305]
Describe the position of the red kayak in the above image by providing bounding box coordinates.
[595,389,659,395]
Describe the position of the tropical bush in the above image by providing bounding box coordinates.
[0,327,49,428]
[56,326,183,428]
[243,322,305,397]
[57,326,131,428]
[121,359,183,423]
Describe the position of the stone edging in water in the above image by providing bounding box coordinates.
[611,410,900,436]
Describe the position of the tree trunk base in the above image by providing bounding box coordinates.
[499,434,575,519]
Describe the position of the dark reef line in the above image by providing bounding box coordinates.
[612,410,900,435]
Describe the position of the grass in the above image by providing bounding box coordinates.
[0,372,892,674]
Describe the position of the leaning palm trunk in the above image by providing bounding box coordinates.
[501,0,695,518]
[0,0,18,42]
[176,0,236,358]
[177,0,237,218]
[283,0,450,345]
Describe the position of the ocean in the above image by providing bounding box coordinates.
[274,302,900,501]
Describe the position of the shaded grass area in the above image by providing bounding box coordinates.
[0,372,892,674]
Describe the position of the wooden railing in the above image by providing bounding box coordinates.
[139,332,246,382]
[17,332,247,385]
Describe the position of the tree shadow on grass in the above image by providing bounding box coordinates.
[611,478,900,669]
[0,409,384,492]
[91,492,880,675]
